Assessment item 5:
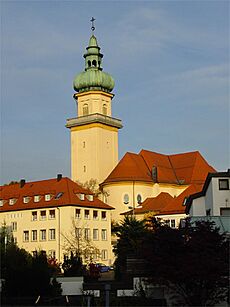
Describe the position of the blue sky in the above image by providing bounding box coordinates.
[1,0,229,184]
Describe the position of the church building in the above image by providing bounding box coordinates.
[66,28,216,225]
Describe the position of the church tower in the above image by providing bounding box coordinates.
[66,24,122,185]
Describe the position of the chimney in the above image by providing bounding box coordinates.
[20,179,26,188]
[57,174,62,182]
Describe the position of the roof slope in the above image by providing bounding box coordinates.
[102,152,152,184]
[0,177,114,212]
[132,192,174,215]
[103,149,215,185]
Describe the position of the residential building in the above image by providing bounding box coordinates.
[185,170,230,233]
[0,176,114,265]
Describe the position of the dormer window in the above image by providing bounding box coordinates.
[77,193,85,201]
[87,195,93,202]
[0,200,4,206]
[34,195,40,203]
[45,194,51,201]
[123,194,129,205]
[9,198,17,205]
[23,196,30,204]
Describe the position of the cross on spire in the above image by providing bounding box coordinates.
[90,17,96,32]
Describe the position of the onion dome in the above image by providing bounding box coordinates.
[73,35,115,93]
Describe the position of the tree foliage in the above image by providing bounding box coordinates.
[0,226,61,298]
[113,217,229,306]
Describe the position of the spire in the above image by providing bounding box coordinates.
[73,22,115,93]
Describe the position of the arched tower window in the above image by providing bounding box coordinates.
[92,60,97,67]
[102,104,107,115]
[83,104,89,116]
[88,60,91,67]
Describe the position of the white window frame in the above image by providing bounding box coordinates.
[93,229,99,241]
[45,194,51,201]
[84,209,90,220]
[34,195,40,203]
[101,211,107,220]
[23,230,29,242]
[40,210,46,220]
[101,229,107,241]
[31,230,37,241]
[32,211,37,221]
[75,208,81,219]
[49,229,56,240]
[49,209,55,219]
[101,249,108,261]
[40,229,46,241]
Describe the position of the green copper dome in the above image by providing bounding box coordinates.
[73,35,115,93]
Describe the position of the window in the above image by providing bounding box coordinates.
[48,250,56,259]
[13,237,17,244]
[23,231,29,242]
[83,165,86,173]
[49,210,55,219]
[75,228,81,238]
[78,193,85,200]
[101,229,107,241]
[75,209,81,219]
[101,249,108,261]
[170,219,176,228]
[49,229,56,240]
[9,198,17,205]
[45,194,51,201]
[83,141,86,148]
[137,194,142,204]
[83,104,89,116]
[84,228,90,240]
[93,210,98,220]
[87,195,93,201]
[0,200,3,206]
[123,194,129,204]
[103,104,107,115]
[34,195,40,203]
[40,229,46,241]
[93,252,99,261]
[93,229,99,240]
[40,211,46,220]
[101,211,106,220]
[11,222,17,232]
[219,179,229,190]
[84,209,90,219]
[31,230,37,241]
[220,208,230,216]
[23,196,30,204]
[32,211,37,221]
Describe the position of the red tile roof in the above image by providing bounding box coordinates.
[122,185,203,216]
[102,149,215,185]
[0,177,114,212]
[156,184,203,215]
[132,193,174,215]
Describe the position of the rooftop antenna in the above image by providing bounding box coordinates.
[90,17,96,32]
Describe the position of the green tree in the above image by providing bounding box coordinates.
[0,226,61,298]
[142,218,229,306]
[113,216,146,279]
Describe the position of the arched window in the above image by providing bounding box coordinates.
[123,194,129,205]
[88,60,91,67]
[137,194,142,204]
[92,60,97,67]
[103,104,107,115]
[83,104,89,116]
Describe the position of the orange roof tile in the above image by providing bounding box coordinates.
[133,192,174,215]
[157,184,203,215]
[0,177,114,212]
[102,149,215,186]
[102,152,152,184]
